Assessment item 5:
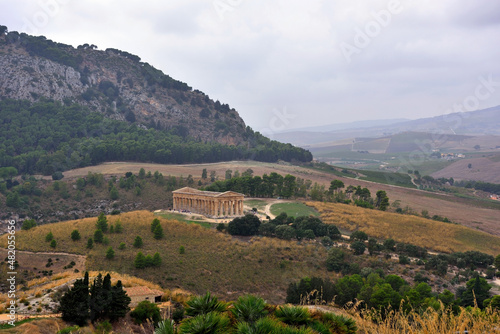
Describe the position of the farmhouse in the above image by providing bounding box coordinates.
[172,187,244,217]
[125,286,164,307]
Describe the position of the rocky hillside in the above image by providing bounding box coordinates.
[0,27,247,145]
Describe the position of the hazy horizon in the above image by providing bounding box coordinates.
[2,0,500,134]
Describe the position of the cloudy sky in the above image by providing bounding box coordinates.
[1,0,500,132]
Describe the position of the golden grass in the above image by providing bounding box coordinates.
[351,304,500,334]
[0,211,330,304]
[308,201,500,255]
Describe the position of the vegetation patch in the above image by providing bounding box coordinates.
[309,201,500,255]
[270,202,319,218]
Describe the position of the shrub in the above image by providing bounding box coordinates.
[71,229,81,241]
[275,225,296,240]
[130,301,161,325]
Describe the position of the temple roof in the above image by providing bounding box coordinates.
[172,187,244,198]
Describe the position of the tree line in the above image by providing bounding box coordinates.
[286,273,497,313]
[0,99,312,176]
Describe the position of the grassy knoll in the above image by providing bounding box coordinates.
[155,212,212,228]
[270,202,319,218]
[308,201,500,255]
[0,211,330,303]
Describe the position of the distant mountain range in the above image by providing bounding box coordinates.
[275,106,500,147]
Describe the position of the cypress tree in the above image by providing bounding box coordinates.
[60,273,90,326]
[108,280,131,321]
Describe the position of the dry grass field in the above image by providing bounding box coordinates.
[0,211,332,304]
[308,201,500,255]
[51,161,500,236]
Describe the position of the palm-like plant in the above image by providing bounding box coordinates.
[274,306,311,326]
[179,312,231,334]
[231,295,268,323]
[321,312,358,334]
[185,292,227,317]
[155,319,176,334]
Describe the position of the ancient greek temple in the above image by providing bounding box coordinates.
[172,187,244,217]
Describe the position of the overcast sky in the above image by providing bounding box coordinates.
[1,0,500,132]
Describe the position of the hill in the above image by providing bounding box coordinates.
[2,161,498,236]
[0,211,330,303]
[0,26,312,176]
[431,156,500,184]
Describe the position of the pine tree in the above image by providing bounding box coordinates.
[145,254,153,267]
[50,239,57,248]
[115,220,123,233]
[96,212,108,232]
[152,252,162,267]
[151,218,160,232]
[110,186,119,200]
[94,230,104,243]
[86,238,94,249]
[45,231,54,242]
[133,236,143,248]
[153,224,164,240]
[134,252,146,269]
[106,247,115,260]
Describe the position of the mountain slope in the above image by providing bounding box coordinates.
[0,27,312,174]
[0,29,244,145]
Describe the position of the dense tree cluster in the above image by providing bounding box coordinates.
[205,172,301,198]
[455,180,500,195]
[226,212,342,242]
[59,272,130,326]
[0,100,312,176]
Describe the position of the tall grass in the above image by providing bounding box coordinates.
[309,202,500,255]
[350,304,500,334]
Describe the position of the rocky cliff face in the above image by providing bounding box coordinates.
[0,32,247,145]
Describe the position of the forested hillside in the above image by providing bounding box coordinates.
[0,24,312,175]
[0,99,311,175]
